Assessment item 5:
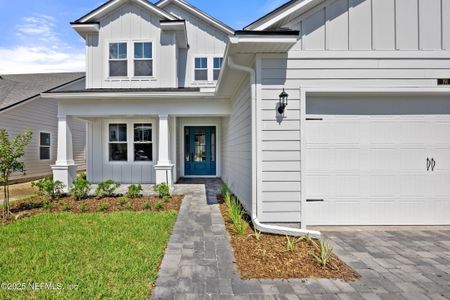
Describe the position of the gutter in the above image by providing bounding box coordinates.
[227,56,320,238]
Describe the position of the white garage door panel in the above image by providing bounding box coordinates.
[304,95,450,225]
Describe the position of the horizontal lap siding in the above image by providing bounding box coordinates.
[221,79,252,213]
[0,98,86,181]
[260,85,301,222]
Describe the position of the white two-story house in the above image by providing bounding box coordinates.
[43,0,450,233]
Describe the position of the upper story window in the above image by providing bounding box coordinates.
[213,57,223,81]
[134,42,153,77]
[194,57,208,81]
[109,43,127,77]
[39,132,51,160]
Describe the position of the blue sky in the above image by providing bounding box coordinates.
[0,0,287,74]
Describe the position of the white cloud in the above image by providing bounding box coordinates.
[0,14,85,74]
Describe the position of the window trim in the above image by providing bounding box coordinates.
[194,57,209,81]
[108,41,129,78]
[133,123,153,162]
[133,42,154,78]
[39,131,51,161]
[104,119,155,165]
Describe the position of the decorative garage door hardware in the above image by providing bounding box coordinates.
[305,117,323,121]
[306,199,324,202]
[427,158,436,172]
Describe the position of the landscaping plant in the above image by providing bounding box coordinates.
[153,183,171,201]
[70,174,91,200]
[79,204,87,213]
[95,180,120,198]
[228,196,248,235]
[312,239,334,268]
[117,197,128,206]
[219,183,229,198]
[251,229,262,241]
[224,191,232,208]
[126,184,143,198]
[143,202,151,210]
[286,235,296,252]
[0,128,32,218]
[32,177,65,201]
[155,201,164,210]
[97,203,109,212]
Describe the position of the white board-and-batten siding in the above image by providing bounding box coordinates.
[257,0,450,223]
[287,0,450,51]
[221,77,252,214]
[86,118,157,184]
[0,98,86,181]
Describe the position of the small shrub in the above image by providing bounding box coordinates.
[224,192,232,208]
[61,203,71,212]
[70,174,91,200]
[234,218,249,235]
[143,202,150,210]
[153,183,171,200]
[219,183,229,198]
[32,177,65,200]
[311,239,334,268]
[124,202,132,210]
[95,180,120,198]
[21,201,43,210]
[97,203,109,212]
[227,196,249,235]
[126,184,143,198]
[286,235,295,252]
[79,204,87,213]
[42,200,53,210]
[155,201,164,210]
[298,234,313,244]
[117,197,128,206]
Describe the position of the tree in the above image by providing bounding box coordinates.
[0,129,32,219]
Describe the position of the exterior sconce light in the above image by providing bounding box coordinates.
[278,88,288,114]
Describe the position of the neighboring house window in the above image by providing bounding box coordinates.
[194,57,208,81]
[109,124,127,161]
[134,42,153,77]
[213,57,223,81]
[39,132,51,160]
[134,123,153,161]
[109,43,127,77]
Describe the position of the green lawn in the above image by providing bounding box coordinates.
[0,211,177,299]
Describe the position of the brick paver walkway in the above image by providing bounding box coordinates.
[152,179,450,300]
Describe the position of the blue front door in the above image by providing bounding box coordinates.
[185,126,216,176]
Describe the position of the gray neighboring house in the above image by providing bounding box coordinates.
[0,73,87,182]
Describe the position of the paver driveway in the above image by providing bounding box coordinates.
[152,179,450,300]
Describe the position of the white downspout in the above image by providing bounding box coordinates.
[227,56,320,239]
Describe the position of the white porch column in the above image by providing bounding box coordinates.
[52,115,77,192]
[155,115,174,186]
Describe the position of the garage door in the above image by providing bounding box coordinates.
[304,95,450,225]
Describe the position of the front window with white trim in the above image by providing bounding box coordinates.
[213,57,223,81]
[134,42,153,77]
[194,57,208,81]
[39,132,51,160]
[109,124,127,161]
[134,123,153,161]
[109,43,127,77]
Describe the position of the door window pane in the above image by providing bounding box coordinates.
[211,128,216,162]
[194,129,206,162]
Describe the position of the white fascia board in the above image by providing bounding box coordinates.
[160,21,185,30]
[229,35,298,44]
[71,23,100,38]
[40,92,216,100]
[251,0,324,31]
[79,0,176,23]
[303,86,450,95]
[157,0,234,35]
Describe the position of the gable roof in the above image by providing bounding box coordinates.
[156,0,234,35]
[244,0,324,31]
[73,0,178,24]
[0,73,85,112]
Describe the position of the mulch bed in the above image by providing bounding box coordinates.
[218,196,360,281]
[1,195,183,224]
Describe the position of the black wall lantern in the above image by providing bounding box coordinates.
[278,88,288,114]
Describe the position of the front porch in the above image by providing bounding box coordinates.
[52,114,224,191]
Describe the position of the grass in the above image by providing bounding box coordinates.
[0,211,177,299]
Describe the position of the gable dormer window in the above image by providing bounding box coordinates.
[213,57,224,81]
[194,57,208,81]
[109,42,128,77]
[134,42,153,77]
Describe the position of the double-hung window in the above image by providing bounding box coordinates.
[134,42,153,77]
[109,124,127,161]
[194,57,208,81]
[39,132,51,160]
[213,57,223,81]
[109,43,128,77]
[134,123,153,161]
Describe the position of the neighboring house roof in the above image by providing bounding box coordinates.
[72,0,178,24]
[156,0,235,35]
[0,73,85,112]
[244,0,324,31]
